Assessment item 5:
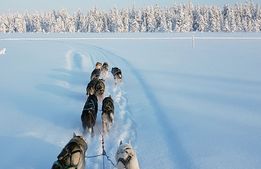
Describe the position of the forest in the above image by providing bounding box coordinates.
[0,1,261,33]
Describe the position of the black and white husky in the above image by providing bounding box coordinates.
[101,62,109,79]
[111,67,122,85]
[81,94,98,137]
[51,133,88,169]
[86,78,99,96]
[94,79,105,101]
[102,95,114,133]
[90,62,102,80]
[115,141,140,169]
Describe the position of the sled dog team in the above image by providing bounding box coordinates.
[52,62,139,169]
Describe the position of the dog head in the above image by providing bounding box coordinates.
[116,141,135,160]
[115,141,140,169]
[73,133,87,143]
[52,134,88,169]
[102,62,109,70]
[96,62,102,69]
[72,133,88,150]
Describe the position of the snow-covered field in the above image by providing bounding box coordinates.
[0,33,261,169]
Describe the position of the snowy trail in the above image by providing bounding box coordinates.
[65,42,195,168]
[61,42,138,169]
[86,45,197,168]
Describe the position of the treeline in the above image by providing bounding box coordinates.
[0,1,261,33]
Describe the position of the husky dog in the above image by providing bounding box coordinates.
[90,62,102,80]
[81,94,98,137]
[0,48,6,55]
[101,62,109,79]
[102,95,114,133]
[51,133,88,169]
[115,141,140,169]
[94,79,105,101]
[111,67,122,84]
[86,78,99,96]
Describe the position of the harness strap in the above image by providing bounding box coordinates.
[117,156,132,169]
[96,81,104,91]
[56,160,78,169]
[57,144,82,169]
[112,69,121,76]
[84,99,95,112]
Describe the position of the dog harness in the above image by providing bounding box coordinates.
[111,68,121,76]
[117,156,132,169]
[95,80,105,91]
[56,142,82,169]
[83,99,95,112]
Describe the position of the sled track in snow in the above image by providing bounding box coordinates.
[64,42,136,169]
[83,45,198,169]
[56,41,198,168]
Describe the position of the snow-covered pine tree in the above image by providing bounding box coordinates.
[58,8,71,32]
[122,7,129,32]
[129,3,140,33]
[116,8,124,33]
[102,10,110,33]
[222,4,230,32]
[163,6,172,32]
[40,11,50,33]
[154,4,162,31]
[171,3,178,32]
[193,4,201,31]
[146,6,156,32]
[208,6,215,32]
[182,1,194,32]
[14,12,26,33]
[33,11,42,32]
[253,3,261,32]
[230,7,237,32]
[49,10,56,33]
[243,1,253,32]
[159,11,168,32]
[201,4,210,32]
[234,2,243,32]
[0,14,9,33]
[23,10,32,32]
[175,3,184,32]
[76,8,84,32]
[108,6,117,32]
[56,16,64,32]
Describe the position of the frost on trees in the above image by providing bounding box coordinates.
[0,1,260,33]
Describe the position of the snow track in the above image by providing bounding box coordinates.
[63,42,137,168]
[68,43,196,168]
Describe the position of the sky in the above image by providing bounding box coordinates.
[0,0,255,15]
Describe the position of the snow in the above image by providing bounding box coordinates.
[0,33,261,169]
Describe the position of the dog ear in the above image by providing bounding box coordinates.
[120,140,122,145]
[128,140,131,145]
[73,133,76,137]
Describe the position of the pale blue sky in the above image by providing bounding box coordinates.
[0,0,255,15]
